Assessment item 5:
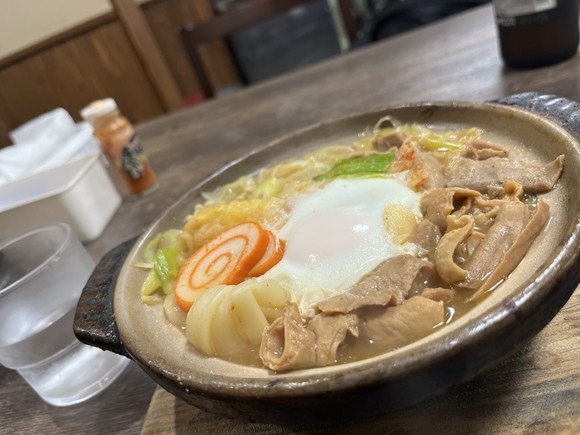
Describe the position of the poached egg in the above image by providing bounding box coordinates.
[261,177,422,316]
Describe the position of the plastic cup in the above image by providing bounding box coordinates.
[0,223,129,406]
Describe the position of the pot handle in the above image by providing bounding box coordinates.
[493,92,580,138]
[73,236,139,358]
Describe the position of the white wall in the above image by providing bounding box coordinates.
[0,0,113,60]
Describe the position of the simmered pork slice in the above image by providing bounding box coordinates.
[372,131,408,151]
[458,201,530,289]
[435,215,474,284]
[358,296,444,348]
[414,151,446,189]
[410,219,441,258]
[307,313,358,366]
[421,287,455,302]
[445,155,564,193]
[260,304,316,371]
[469,200,550,300]
[260,306,358,370]
[420,187,480,232]
[317,255,432,314]
[464,140,509,160]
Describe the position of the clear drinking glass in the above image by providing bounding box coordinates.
[0,223,129,406]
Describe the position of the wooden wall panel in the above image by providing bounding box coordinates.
[112,0,183,111]
[0,0,239,148]
[0,20,165,147]
[143,0,240,97]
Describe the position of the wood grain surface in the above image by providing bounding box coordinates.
[1,4,579,434]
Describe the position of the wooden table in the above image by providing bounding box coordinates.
[1,4,578,434]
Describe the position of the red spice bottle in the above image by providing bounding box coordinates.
[81,98,158,197]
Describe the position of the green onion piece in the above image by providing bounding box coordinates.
[141,268,162,297]
[316,153,395,180]
[142,233,163,263]
[161,278,176,295]
[418,137,464,151]
[142,229,183,263]
[154,246,182,294]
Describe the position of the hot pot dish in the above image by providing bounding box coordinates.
[136,115,564,371]
[84,101,580,423]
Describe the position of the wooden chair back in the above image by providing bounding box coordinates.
[180,0,357,99]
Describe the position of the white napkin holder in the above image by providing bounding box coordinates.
[0,108,122,242]
[0,152,121,242]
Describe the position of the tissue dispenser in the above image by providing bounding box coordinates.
[0,153,121,242]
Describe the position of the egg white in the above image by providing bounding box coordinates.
[260,177,422,317]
